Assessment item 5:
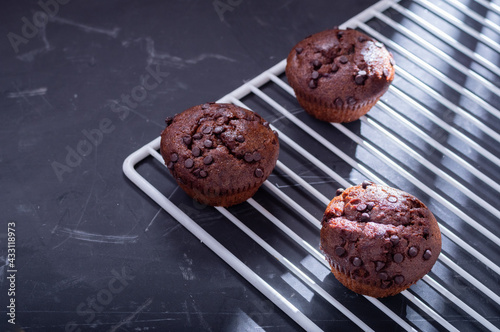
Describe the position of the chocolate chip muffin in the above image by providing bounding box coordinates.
[320,181,441,298]
[160,103,279,207]
[286,28,395,123]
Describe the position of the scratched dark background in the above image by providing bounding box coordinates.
[0,0,384,331]
[3,0,500,331]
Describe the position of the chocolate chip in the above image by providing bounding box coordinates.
[312,59,322,69]
[335,188,344,196]
[201,103,210,109]
[165,116,173,125]
[170,153,178,162]
[263,121,269,128]
[311,71,320,79]
[383,68,390,77]
[308,79,317,89]
[204,139,213,148]
[182,136,192,145]
[203,155,213,165]
[355,75,366,85]
[337,31,344,39]
[202,127,212,134]
[375,41,383,48]
[254,168,264,178]
[295,47,303,54]
[331,63,339,73]
[360,213,370,222]
[335,246,346,257]
[423,249,432,260]
[393,253,404,263]
[352,257,362,267]
[193,133,202,140]
[390,235,399,245]
[244,153,253,162]
[192,146,201,157]
[253,152,261,161]
[236,135,245,143]
[375,261,385,271]
[366,202,375,211]
[167,161,174,169]
[214,126,224,134]
[334,97,344,108]
[358,36,367,43]
[361,180,373,189]
[394,275,405,285]
[408,246,418,257]
[199,170,208,178]
[193,168,200,177]
[184,158,194,168]
[388,196,398,203]
[356,70,367,82]
[339,55,348,64]
[356,204,367,212]
[378,272,388,280]
[347,97,356,106]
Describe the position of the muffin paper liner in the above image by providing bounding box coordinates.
[329,260,414,298]
[295,91,380,123]
[174,166,273,207]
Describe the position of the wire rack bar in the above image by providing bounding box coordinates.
[415,0,500,53]
[444,0,500,34]
[473,0,500,16]
[392,65,500,147]
[385,85,500,173]
[373,11,500,98]
[391,2,500,77]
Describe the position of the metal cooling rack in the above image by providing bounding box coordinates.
[123,0,500,330]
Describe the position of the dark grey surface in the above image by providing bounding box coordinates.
[0,1,388,331]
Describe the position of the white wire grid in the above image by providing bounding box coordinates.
[123,0,500,330]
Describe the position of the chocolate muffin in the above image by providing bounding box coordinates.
[286,28,395,123]
[320,181,441,298]
[160,103,279,207]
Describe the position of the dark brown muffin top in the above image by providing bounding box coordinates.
[320,182,441,293]
[160,103,279,196]
[286,28,395,108]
